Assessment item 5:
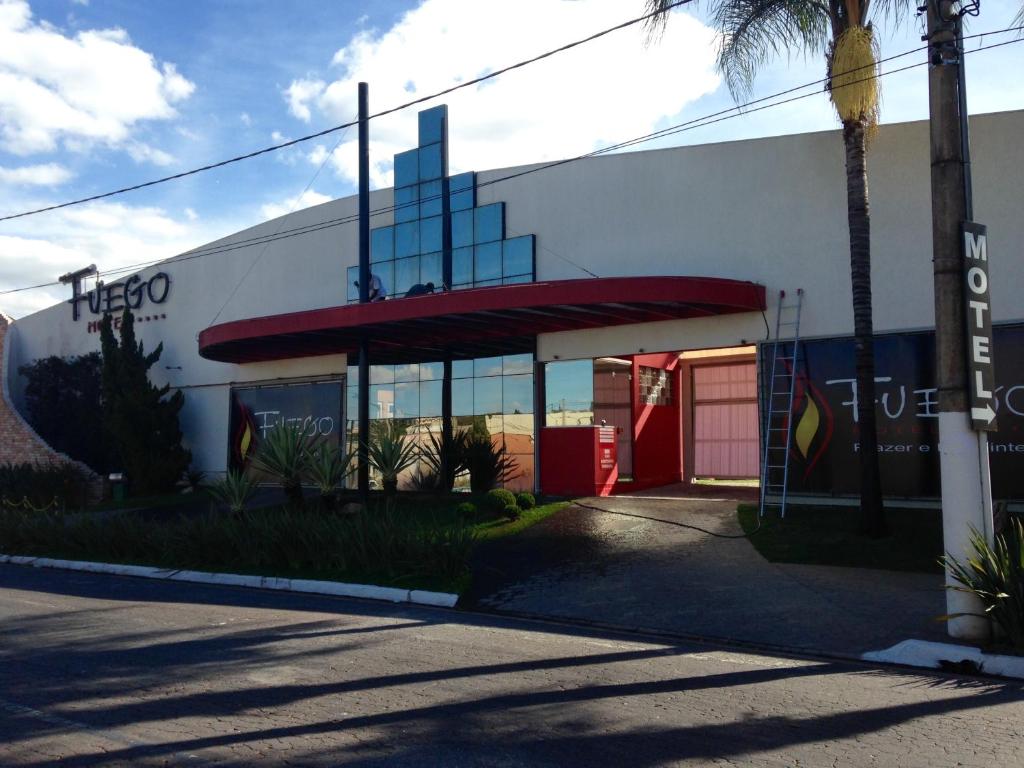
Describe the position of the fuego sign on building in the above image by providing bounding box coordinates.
[963,222,997,431]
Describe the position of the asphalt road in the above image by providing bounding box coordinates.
[1,564,1021,767]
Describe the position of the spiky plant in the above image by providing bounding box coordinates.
[365,421,419,495]
[250,424,316,509]
[206,470,258,515]
[420,428,469,492]
[307,443,355,510]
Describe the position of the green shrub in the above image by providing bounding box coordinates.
[420,430,469,492]
[206,470,258,515]
[0,462,90,511]
[503,503,521,521]
[943,519,1024,649]
[455,501,477,519]
[484,488,516,512]
[251,424,317,509]
[515,492,536,510]
[366,421,418,494]
[306,443,354,510]
[464,434,519,494]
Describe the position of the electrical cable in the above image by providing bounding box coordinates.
[571,499,762,538]
[2,28,1021,298]
[0,0,697,224]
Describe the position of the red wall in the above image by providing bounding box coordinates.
[615,352,682,492]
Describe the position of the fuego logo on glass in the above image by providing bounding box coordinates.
[789,366,834,479]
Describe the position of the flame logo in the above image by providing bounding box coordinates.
[788,364,834,479]
[232,402,258,468]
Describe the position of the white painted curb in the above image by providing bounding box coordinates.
[0,554,459,608]
[862,639,1024,680]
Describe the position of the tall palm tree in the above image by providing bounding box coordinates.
[646,0,909,536]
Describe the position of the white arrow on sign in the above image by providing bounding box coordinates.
[971,403,996,425]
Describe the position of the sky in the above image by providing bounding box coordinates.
[1,0,1022,318]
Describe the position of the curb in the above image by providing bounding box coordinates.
[0,554,459,608]
[862,639,1024,680]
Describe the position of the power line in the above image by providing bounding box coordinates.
[0,0,696,224]
[2,28,1021,298]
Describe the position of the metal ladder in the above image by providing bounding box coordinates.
[758,288,804,519]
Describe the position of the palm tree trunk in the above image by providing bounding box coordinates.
[843,118,886,537]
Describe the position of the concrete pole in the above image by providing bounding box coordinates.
[357,82,371,501]
[926,1,994,641]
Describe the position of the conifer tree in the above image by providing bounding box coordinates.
[99,308,190,494]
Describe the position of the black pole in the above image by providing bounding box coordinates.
[440,108,454,489]
[956,15,973,220]
[357,82,370,500]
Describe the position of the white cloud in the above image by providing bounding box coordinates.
[259,189,332,220]
[0,0,194,159]
[240,111,252,126]
[0,162,73,186]
[283,0,720,188]
[0,199,245,318]
[184,207,198,221]
[125,141,175,166]
[285,78,326,122]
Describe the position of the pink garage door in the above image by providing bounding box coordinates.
[692,362,758,478]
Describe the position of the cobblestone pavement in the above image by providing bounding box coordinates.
[2,564,1022,767]
[465,496,947,655]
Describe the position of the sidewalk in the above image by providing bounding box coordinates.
[464,494,947,657]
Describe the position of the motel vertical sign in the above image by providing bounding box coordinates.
[963,222,997,431]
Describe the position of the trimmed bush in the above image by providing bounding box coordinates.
[0,462,91,511]
[515,492,536,510]
[455,501,477,519]
[484,488,516,512]
[503,503,521,521]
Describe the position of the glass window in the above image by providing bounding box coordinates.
[371,261,394,297]
[452,246,473,286]
[419,180,442,217]
[346,385,358,425]
[394,256,419,296]
[474,376,502,415]
[420,362,443,381]
[369,384,394,419]
[452,378,473,416]
[544,359,595,427]
[394,382,420,418]
[449,172,475,211]
[418,105,445,145]
[394,363,419,383]
[452,359,474,379]
[420,216,443,253]
[503,374,534,414]
[503,353,533,375]
[474,203,504,244]
[420,379,442,417]
[370,364,395,384]
[394,186,418,224]
[346,265,359,301]
[395,221,419,258]
[419,142,443,181]
[452,209,473,248]
[474,356,503,378]
[370,226,394,262]
[474,242,501,282]
[394,149,418,188]
[503,235,533,278]
[421,252,442,287]
[503,274,532,285]
[475,278,501,287]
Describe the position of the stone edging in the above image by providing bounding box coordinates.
[0,554,459,608]
[862,638,1024,680]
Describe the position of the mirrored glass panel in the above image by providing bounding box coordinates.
[452,359,474,379]
[418,106,445,145]
[420,380,442,417]
[503,353,533,375]
[420,215,442,253]
[394,256,419,296]
[474,242,502,282]
[419,180,442,217]
[369,384,394,419]
[451,209,473,249]
[503,235,533,278]
[346,265,359,301]
[395,221,420,259]
[452,246,473,285]
[452,378,473,415]
[394,382,420,418]
[503,274,532,285]
[394,149,418,188]
[370,364,395,384]
[370,226,394,262]
[474,203,504,244]
[372,261,394,297]
[545,359,595,427]
[473,376,502,415]
[394,186,418,224]
[474,356,503,378]
[503,374,534,414]
[419,142,443,181]
[420,362,443,380]
[449,172,476,211]
[394,363,419,383]
[421,252,442,287]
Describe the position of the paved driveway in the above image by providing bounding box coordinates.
[464,493,948,657]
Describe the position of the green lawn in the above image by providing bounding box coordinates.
[738,503,944,573]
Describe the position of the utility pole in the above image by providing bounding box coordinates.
[357,82,371,501]
[926,0,994,641]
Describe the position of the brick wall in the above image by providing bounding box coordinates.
[0,312,102,489]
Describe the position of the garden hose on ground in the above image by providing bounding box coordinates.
[570,500,763,539]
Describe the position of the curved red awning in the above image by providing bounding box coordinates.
[198,276,766,364]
